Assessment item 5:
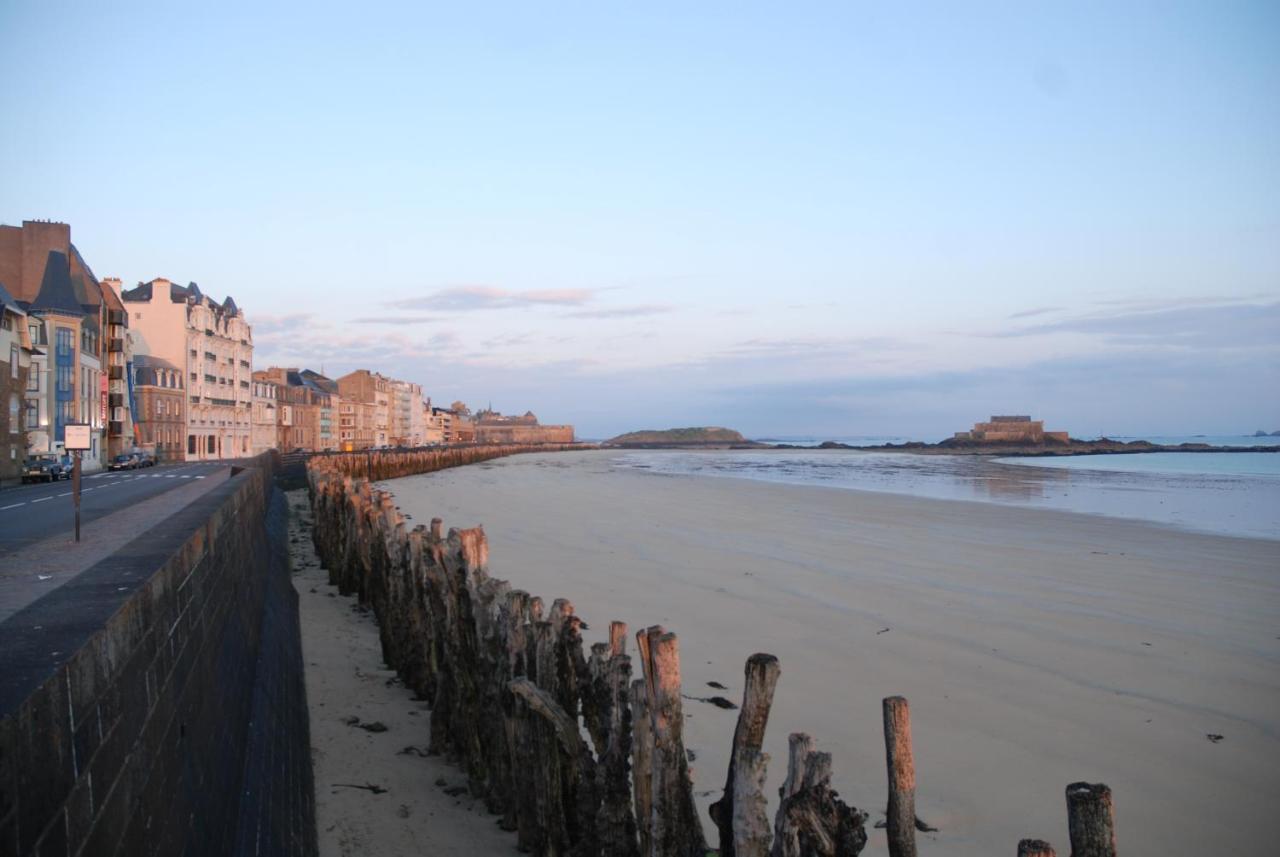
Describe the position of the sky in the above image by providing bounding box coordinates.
[2,1,1277,440]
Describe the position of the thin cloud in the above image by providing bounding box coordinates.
[992,301,1280,348]
[1008,306,1065,320]
[351,315,442,325]
[387,285,595,311]
[562,304,674,319]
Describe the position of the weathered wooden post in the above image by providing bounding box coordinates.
[1066,782,1116,857]
[771,732,867,856]
[710,653,781,857]
[1018,839,1057,857]
[882,696,916,857]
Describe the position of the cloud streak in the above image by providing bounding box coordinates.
[562,304,674,319]
[387,286,595,311]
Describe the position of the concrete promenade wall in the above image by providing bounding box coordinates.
[0,453,316,857]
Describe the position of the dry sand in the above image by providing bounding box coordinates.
[289,490,520,857]
[380,450,1280,857]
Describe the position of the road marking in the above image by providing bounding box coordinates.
[58,492,71,497]
[195,476,205,479]
[1,503,23,510]
[181,475,192,479]
[81,488,93,493]
[165,475,176,478]
[31,497,51,504]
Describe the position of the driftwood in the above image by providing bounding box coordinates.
[710,653,781,857]
[771,733,868,857]
[882,696,917,857]
[1066,783,1116,857]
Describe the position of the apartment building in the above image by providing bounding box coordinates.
[388,378,426,447]
[0,221,125,469]
[0,283,32,481]
[336,369,390,450]
[132,355,186,461]
[254,367,337,452]
[250,374,279,456]
[121,280,253,460]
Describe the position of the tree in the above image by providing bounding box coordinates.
[451,400,470,415]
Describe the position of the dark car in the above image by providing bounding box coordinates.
[135,451,156,467]
[21,457,63,483]
[109,453,139,471]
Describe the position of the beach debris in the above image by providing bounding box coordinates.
[877,627,891,635]
[914,815,938,832]
[332,782,387,794]
[707,680,728,690]
[37,574,53,581]
[398,745,430,757]
[709,653,780,857]
[341,716,388,733]
[1206,733,1224,743]
[683,693,738,710]
[883,696,917,857]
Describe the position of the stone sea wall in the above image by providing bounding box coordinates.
[0,453,316,857]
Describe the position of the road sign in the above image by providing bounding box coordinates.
[65,423,92,450]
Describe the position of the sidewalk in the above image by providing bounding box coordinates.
[0,466,229,623]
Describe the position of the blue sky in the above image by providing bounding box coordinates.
[2,1,1277,439]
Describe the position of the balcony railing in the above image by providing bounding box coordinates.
[108,338,124,353]
[108,309,127,325]
[108,393,124,408]
[108,366,124,380]
[108,421,123,436]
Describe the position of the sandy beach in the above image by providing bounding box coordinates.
[377,449,1280,856]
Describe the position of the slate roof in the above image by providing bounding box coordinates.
[29,251,86,317]
[0,281,26,316]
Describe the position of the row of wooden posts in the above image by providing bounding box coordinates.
[305,447,1120,856]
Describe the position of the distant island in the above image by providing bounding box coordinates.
[605,426,761,448]
[1254,430,1280,437]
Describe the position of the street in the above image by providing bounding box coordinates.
[0,461,227,560]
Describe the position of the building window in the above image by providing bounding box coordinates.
[25,398,37,427]
[8,345,16,379]
[9,394,17,433]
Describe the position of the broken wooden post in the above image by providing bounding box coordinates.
[732,747,771,857]
[1066,782,1116,857]
[1018,839,1057,857]
[882,696,917,857]
[631,677,654,857]
[771,732,868,857]
[636,626,708,857]
[710,653,781,857]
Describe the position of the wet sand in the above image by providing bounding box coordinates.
[383,450,1280,856]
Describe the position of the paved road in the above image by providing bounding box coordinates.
[0,462,227,560]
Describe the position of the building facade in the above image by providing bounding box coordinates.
[0,221,121,469]
[251,374,279,456]
[473,409,574,444]
[0,284,32,481]
[121,279,253,460]
[388,378,426,447]
[336,369,390,450]
[953,415,1069,445]
[131,355,186,461]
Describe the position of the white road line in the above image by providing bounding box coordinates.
[1,503,24,510]
[165,475,176,478]
[57,492,71,497]
[81,488,93,493]
[195,476,205,479]
[31,497,51,504]
[181,475,192,479]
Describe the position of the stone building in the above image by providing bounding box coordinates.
[0,283,33,482]
[473,409,574,444]
[388,378,426,447]
[0,221,128,469]
[120,279,253,460]
[253,367,337,452]
[250,374,279,456]
[952,415,1069,445]
[131,355,186,461]
[336,369,390,450]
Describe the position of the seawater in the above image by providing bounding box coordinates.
[612,449,1280,540]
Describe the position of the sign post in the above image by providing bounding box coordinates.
[64,423,91,542]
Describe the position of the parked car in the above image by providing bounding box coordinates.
[134,451,156,468]
[22,456,65,483]
[109,453,140,471]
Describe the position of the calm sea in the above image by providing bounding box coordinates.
[612,446,1280,540]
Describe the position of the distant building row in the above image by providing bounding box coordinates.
[0,219,573,481]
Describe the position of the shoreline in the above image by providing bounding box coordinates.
[385,449,1280,856]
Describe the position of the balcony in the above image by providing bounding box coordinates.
[108,309,127,325]
[108,421,123,436]
[108,393,124,409]
[108,338,124,353]
[108,365,124,380]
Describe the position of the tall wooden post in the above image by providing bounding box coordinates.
[1018,839,1056,857]
[883,696,916,857]
[1066,783,1116,857]
[710,653,780,857]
